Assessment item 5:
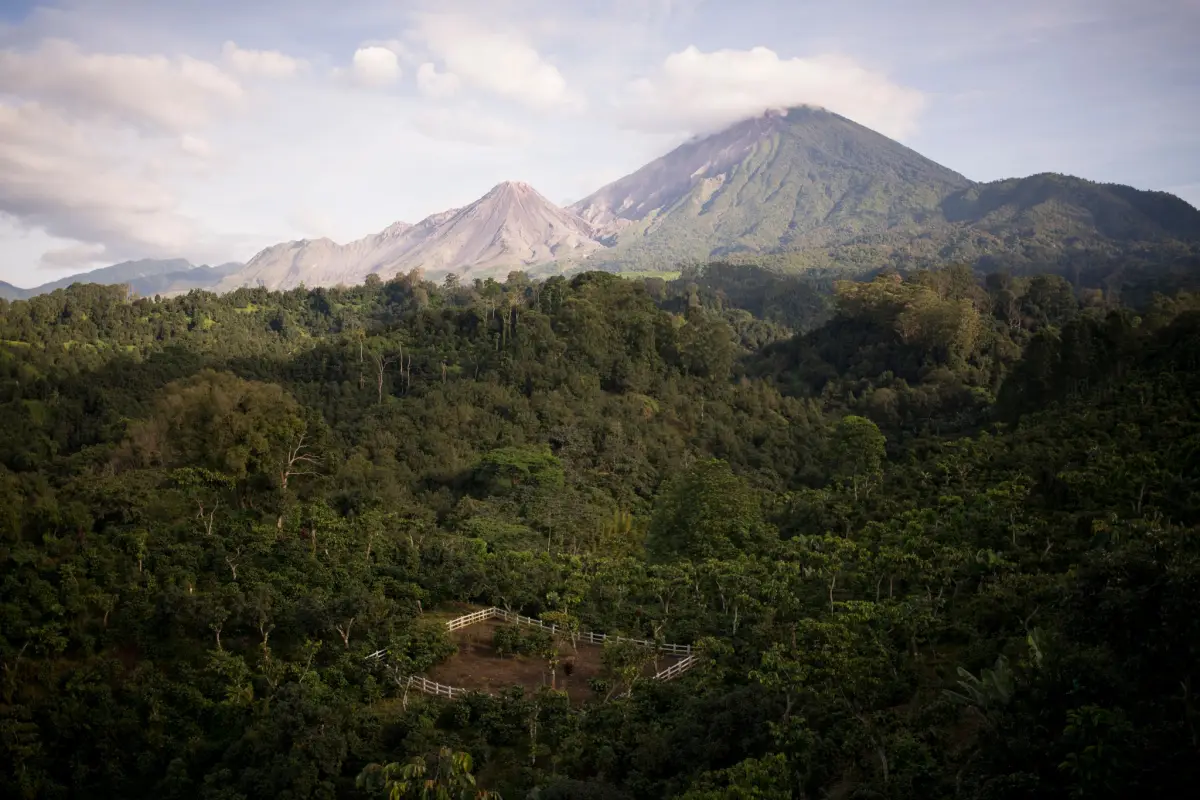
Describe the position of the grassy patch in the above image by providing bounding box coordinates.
[619,270,682,281]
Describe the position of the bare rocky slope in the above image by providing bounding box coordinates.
[218,182,599,291]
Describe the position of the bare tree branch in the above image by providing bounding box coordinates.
[280,433,322,491]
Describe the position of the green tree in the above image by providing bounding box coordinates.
[357,747,500,800]
[648,459,771,560]
[830,415,886,501]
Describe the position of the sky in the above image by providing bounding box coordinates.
[0,0,1198,287]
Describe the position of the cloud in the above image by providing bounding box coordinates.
[222,41,305,79]
[0,101,199,263]
[616,46,927,140]
[412,13,583,111]
[179,134,212,159]
[0,38,244,134]
[416,62,461,98]
[351,45,401,87]
[286,207,340,240]
[38,242,107,269]
[411,107,527,147]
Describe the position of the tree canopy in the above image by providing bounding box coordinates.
[1,264,1198,799]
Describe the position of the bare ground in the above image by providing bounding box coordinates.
[425,617,680,704]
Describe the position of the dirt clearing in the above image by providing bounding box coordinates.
[425,617,681,704]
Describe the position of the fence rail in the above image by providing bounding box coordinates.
[406,675,470,699]
[652,654,698,681]
[446,608,495,631]
[447,607,693,656]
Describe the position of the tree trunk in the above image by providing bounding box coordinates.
[336,617,355,648]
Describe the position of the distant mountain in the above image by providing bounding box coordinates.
[572,107,973,269]
[5,108,1198,297]
[0,259,242,300]
[219,181,600,291]
[572,107,1200,278]
[391,181,599,278]
[136,262,244,295]
[216,220,421,291]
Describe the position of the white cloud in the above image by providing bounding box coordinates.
[412,107,527,147]
[0,101,199,264]
[0,38,244,134]
[617,46,927,140]
[222,41,305,79]
[286,207,340,240]
[38,242,108,269]
[416,62,461,98]
[179,134,212,159]
[351,46,401,87]
[413,14,583,111]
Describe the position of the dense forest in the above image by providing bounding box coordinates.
[1,262,1198,799]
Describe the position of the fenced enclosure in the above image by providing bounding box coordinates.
[376,606,701,700]
[445,606,694,656]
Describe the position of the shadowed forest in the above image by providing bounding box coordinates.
[2,263,1199,799]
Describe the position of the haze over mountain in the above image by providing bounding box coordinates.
[0,259,242,301]
[218,181,599,292]
[7,107,1200,297]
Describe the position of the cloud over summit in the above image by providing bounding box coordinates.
[617,45,927,140]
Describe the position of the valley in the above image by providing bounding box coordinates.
[3,264,1199,798]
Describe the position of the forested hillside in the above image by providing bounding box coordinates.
[1,264,1198,799]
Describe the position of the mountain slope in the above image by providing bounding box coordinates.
[216,219,425,291]
[573,107,1200,277]
[940,173,1200,242]
[220,181,600,291]
[757,174,1200,277]
[393,181,600,276]
[573,106,973,269]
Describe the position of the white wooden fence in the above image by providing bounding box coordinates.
[445,607,495,632]
[405,675,471,699]
[400,654,700,701]
[373,607,702,701]
[445,606,694,656]
[652,654,698,681]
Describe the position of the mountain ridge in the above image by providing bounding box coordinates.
[217,181,599,291]
[5,108,1200,296]
[572,106,973,247]
[0,259,243,301]
[573,107,1200,273]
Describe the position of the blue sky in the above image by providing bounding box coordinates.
[0,0,1197,286]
